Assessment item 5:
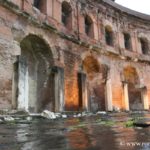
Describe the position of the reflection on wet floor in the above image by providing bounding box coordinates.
[0,114,150,150]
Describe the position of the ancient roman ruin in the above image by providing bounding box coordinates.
[0,0,150,113]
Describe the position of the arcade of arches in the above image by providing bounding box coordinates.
[12,40,149,112]
[0,0,150,113]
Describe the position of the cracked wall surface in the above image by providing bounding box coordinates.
[0,0,150,112]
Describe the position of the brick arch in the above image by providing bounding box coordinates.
[105,25,113,32]
[20,34,53,58]
[81,8,96,22]
[83,55,100,76]
[14,34,57,113]
[122,66,143,110]
[82,55,109,80]
[121,64,142,83]
[12,30,63,64]
[84,14,94,38]
[123,66,140,85]
[82,55,109,111]
[61,0,72,9]
[61,1,72,29]
[15,33,58,62]
[139,37,149,54]
[105,25,114,46]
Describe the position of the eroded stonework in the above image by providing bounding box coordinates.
[0,0,150,112]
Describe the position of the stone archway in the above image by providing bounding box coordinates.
[82,55,109,112]
[123,66,143,110]
[14,34,64,113]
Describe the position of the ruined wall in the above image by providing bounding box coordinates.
[0,0,150,112]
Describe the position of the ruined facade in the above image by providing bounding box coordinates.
[0,0,150,113]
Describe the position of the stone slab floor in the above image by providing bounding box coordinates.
[0,112,150,150]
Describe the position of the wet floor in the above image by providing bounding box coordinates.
[0,114,150,150]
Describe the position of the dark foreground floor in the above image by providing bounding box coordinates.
[0,113,150,150]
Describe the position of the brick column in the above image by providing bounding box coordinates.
[46,0,53,17]
[142,88,149,110]
[53,67,64,112]
[106,79,113,111]
[53,0,61,22]
[78,73,88,111]
[17,57,29,111]
[124,83,129,111]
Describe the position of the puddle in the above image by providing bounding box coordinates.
[0,115,150,150]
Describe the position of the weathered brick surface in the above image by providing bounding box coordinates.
[64,51,81,111]
[0,0,150,111]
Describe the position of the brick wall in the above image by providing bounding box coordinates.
[0,0,150,111]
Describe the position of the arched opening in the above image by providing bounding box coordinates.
[140,38,149,55]
[33,0,41,9]
[84,15,94,38]
[105,26,114,46]
[123,66,143,110]
[124,33,132,50]
[61,1,72,29]
[82,56,109,112]
[15,34,59,113]
[33,0,46,14]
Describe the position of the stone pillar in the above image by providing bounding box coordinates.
[53,67,64,112]
[93,21,99,40]
[78,73,88,111]
[17,57,29,111]
[53,0,61,22]
[106,79,113,111]
[46,0,53,17]
[124,83,129,111]
[142,87,149,110]
[81,73,88,111]
[79,14,85,35]
[12,61,19,109]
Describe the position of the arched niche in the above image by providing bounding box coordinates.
[13,34,65,113]
[84,15,94,38]
[105,25,114,46]
[61,1,72,29]
[20,34,54,112]
[82,55,109,111]
[123,66,143,110]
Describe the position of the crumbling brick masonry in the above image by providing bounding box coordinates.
[0,0,150,112]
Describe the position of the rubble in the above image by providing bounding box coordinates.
[55,113,62,118]
[77,113,82,117]
[96,111,107,115]
[4,116,15,122]
[82,112,87,117]
[113,106,121,112]
[62,114,67,118]
[41,110,56,119]
[26,116,32,121]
